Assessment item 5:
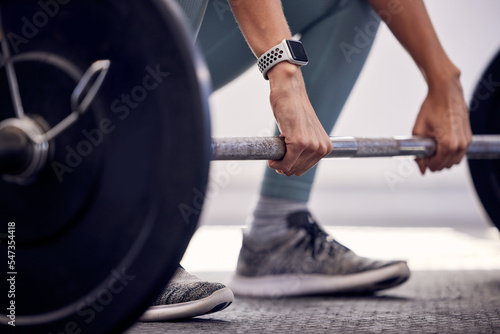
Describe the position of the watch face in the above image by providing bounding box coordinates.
[286,40,308,62]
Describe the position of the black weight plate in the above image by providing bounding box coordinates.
[468,49,500,231]
[0,0,211,333]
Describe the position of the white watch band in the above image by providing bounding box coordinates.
[257,39,307,80]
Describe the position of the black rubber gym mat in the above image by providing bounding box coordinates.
[127,270,500,334]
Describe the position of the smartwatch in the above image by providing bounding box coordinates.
[257,39,309,80]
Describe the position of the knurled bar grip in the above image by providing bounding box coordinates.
[211,135,500,160]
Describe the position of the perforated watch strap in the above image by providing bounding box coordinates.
[257,42,287,80]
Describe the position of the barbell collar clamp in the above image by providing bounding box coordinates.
[39,59,111,144]
[0,9,26,119]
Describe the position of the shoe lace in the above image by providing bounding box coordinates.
[295,213,349,259]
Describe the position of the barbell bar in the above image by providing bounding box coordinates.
[211,135,500,160]
[4,131,500,183]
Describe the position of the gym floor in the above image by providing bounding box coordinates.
[127,1,500,332]
[128,270,500,334]
[125,169,500,333]
[127,217,500,333]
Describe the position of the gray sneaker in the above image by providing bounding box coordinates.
[228,211,410,297]
[140,266,234,321]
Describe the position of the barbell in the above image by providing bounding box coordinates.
[211,135,500,160]
[0,0,498,333]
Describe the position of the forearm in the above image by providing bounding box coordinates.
[228,0,332,176]
[228,0,292,58]
[228,0,304,110]
[368,0,460,89]
[368,1,471,172]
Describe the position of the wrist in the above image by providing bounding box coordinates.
[268,62,307,112]
[422,60,462,92]
[267,61,302,82]
[268,62,304,100]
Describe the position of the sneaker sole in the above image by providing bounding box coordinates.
[139,287,234,321]
[228,262,410,297]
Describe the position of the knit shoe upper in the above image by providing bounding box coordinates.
[230,211,410,297]
[140,266,234,321]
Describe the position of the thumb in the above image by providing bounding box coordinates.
[268,160,284,174]
[415,158,427,175]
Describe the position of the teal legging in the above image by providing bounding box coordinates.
[178,0,380,202]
